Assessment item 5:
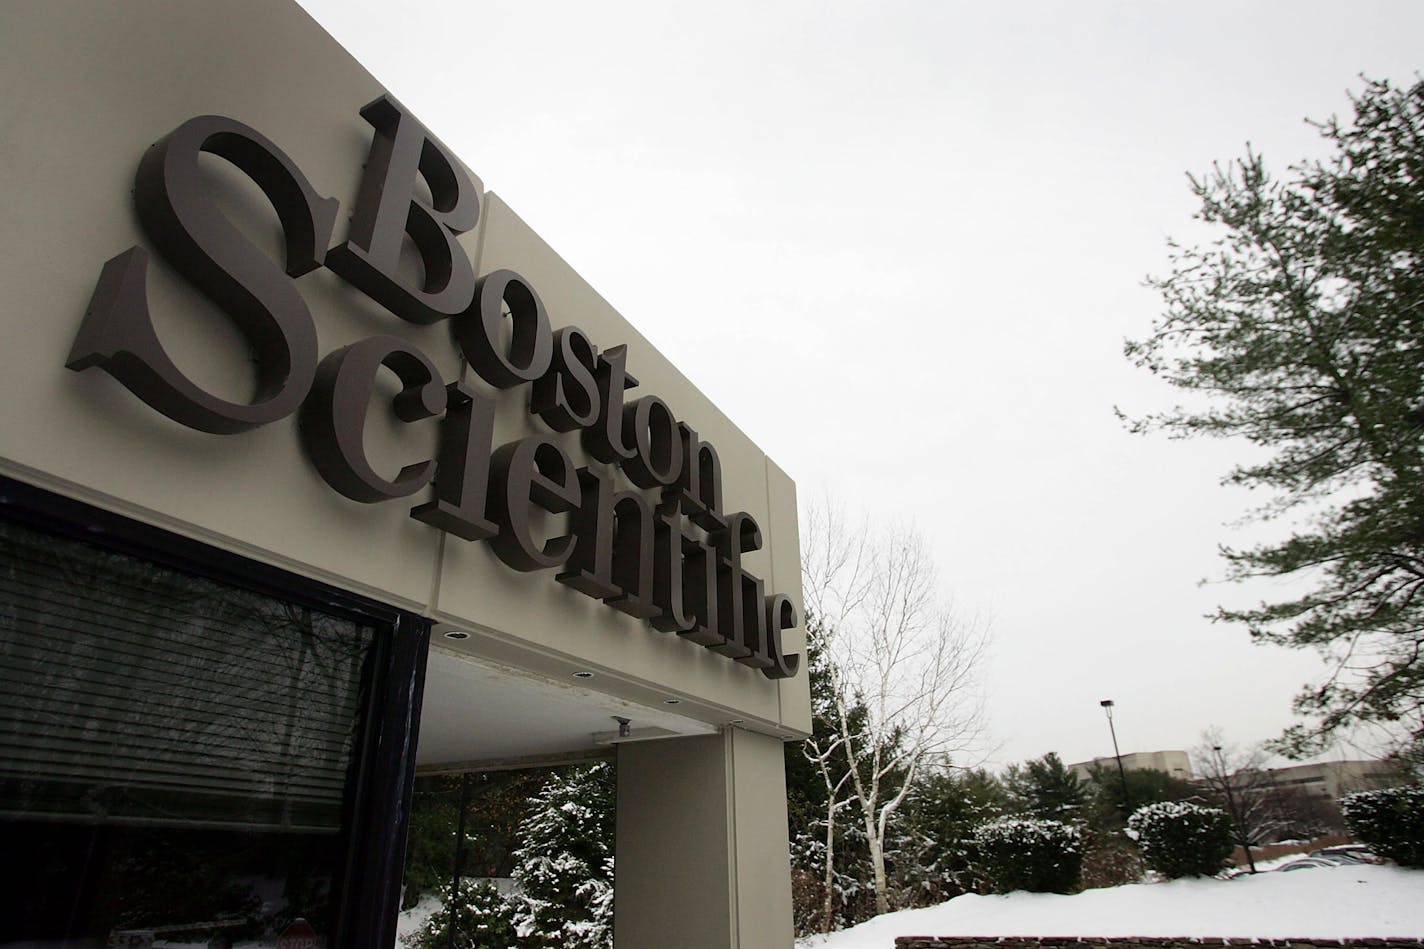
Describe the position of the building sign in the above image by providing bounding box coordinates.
[67,97,799,680]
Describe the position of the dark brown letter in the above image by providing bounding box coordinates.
[69,115,336,433]
[325,96,480,324]
[300,335,446,502]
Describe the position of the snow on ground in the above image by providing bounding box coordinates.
[396,892,443,944]
[798,865,1424,949]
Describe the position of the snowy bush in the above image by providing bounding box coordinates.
[1341,785,1424,867]
[970,817,1082,894]
[404,879,517,949]
[1127,800,1233,878]
[1078,826,1144,890]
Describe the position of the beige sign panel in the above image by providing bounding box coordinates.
[0,0,809,738]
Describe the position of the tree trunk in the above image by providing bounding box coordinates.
[820,799,836,929]
[864,808,889,916]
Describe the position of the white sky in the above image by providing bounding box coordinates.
[294,0,1424,771]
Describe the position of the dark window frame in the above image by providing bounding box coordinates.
[0,474,428,949]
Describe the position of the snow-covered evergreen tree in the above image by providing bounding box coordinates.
[508,763,615,948]
[403,880,517,949]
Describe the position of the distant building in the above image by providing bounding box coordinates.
[1068,751,1397,803]
[1243,760,1399,803]
[1201,758,1400,841]
[1068,750,1193,782]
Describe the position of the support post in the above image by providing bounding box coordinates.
[614,729,793,949]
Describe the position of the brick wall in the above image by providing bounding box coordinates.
[895,939,1424,949]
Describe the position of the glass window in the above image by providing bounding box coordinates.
[0,518,377,947]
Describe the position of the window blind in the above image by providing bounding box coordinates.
[0,520,375,833]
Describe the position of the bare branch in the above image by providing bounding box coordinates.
[800,499,991,916]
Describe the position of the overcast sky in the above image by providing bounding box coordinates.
[295,0,1423,772]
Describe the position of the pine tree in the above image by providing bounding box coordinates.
[508,763,615,949]
[1004,753,1088,820]
[898,767,1009,902]
[403,880,518,949]
[1125,77,1424,758]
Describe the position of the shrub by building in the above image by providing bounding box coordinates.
[1341,785,1424,868]
[970,817,1082,894]
[1127,801,1233,878]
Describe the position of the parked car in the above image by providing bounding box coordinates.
[1275,857,1339,871]
[1309,844,1378,865]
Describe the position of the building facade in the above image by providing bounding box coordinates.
[0,2,810,947]
[1245,760,1400,804]
[1068,750,1194,783]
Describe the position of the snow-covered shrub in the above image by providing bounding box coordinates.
[508,763,615,948]
[403,880,517,949]
[970,817,1082,894]
[1127,800,1233,878]
[1341,785,1424,868]
[1078,826,1144,890]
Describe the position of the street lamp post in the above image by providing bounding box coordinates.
[1100,699,1131,816]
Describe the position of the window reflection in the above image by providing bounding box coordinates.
[0,520,376,947]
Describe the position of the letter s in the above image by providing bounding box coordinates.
[67,115,337,433]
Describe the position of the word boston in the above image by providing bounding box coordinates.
[67,95,800,680]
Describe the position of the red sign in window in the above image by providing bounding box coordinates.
[277,918,318,949]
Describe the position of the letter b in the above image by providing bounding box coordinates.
[326,95,481,324]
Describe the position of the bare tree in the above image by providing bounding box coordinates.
[1259,784,1345,840]
[1192,728,1286,873]
[801,501,990,917]
[799,503,871,930]
[799,703,858,930]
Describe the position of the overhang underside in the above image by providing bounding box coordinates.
[413,644,720,773]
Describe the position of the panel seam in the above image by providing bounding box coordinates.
[724,727,740,948]
[764,458,785,728]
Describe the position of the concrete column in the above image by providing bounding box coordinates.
[614,729,794,949]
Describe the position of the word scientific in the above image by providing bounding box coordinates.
[67,96,800,680]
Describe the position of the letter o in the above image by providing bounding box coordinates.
[621,395,683,488]
[456,269,553,388]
